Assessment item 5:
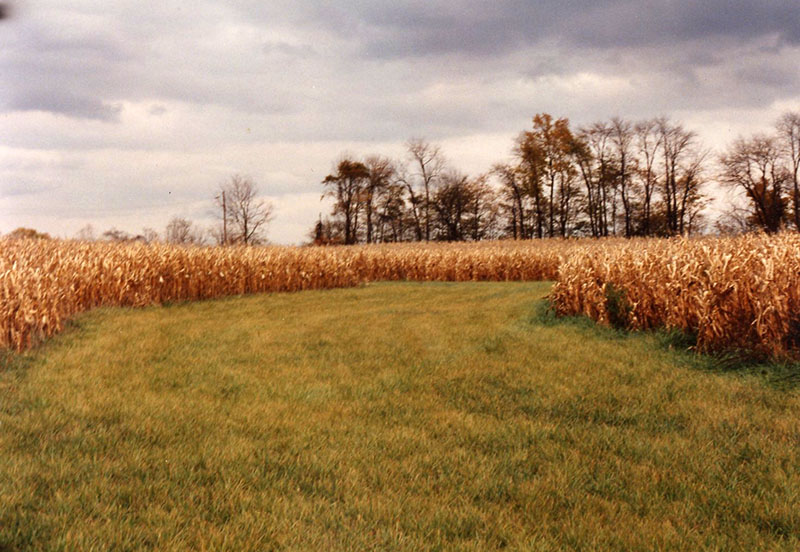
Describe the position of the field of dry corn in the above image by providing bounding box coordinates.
[0,238,577,352]
[2,234,800,359]
[551,233,800,359]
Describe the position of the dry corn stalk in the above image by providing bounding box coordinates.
[6,234,798,360]
[550,233,800,359]
[0,238,586,352]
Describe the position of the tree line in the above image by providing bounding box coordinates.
[6,111,798,246]
[312,111,800,244]
[49,175,275,246]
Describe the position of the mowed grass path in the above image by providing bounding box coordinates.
[1,282,799,551]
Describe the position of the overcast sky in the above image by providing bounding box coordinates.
[2,1,799,243]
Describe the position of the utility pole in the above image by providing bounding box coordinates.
[216,190,228,245]
[222,190,227,245]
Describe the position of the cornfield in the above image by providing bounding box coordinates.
[551,233,800,359]
[0,238,581,352]
[4,235,800,359]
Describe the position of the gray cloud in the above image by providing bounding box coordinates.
[5,1,797,124]
[1,0,799,243]
[0,16,134,119]
[733,63,798,89]
[326,0,800,57]
[9,90,122,121]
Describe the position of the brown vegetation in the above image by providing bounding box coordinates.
[4,235,800,360]
[0,238,581,352]
[551,233,800,359]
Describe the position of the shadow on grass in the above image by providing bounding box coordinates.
[530,298,800,391]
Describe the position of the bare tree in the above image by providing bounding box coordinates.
[575,122,616,237]
[467,174,501,241]
[217,175,274,245]
[720,134,789,234]
[492,163,528,239]
[208,224,228,246]
[777,111,800,230]
[165,217,203,245]
[75,224,96,241]
[363,155,397,244]
[658,118,707,235]
[610,117,636,237]
[141,227,159,243]
[396,163,423,241]
[714,200,758,236]
[406,138,446,241]
[634,119,662,236]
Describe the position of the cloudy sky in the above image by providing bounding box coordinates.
[2,1,799,243]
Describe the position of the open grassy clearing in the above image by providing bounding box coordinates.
[1,282,799,551]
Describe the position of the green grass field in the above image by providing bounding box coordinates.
[1,282,799,551]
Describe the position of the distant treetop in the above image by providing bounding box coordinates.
[5,227,52,240]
